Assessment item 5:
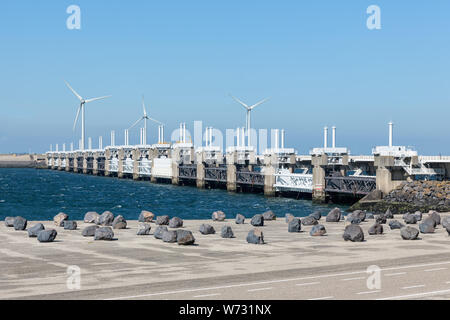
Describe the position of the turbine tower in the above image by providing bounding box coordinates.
[65,81,111,150]
[128,95,163,145]
[229,94,269,147]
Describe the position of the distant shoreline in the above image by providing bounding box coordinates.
[0,154,46,168]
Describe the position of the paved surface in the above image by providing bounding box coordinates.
[1,213,450,300]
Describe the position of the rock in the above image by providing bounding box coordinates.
[428,211,441,225]
[250,214,264,227]
[156,215,170,225]
[53,212,68,227]
[414,211,422,221]
[4,216,15,227]
[360,189,383,201]
[212,210,226,221]
[389,220,404,230]
[446,225,450,236]
[138,210,155,223]
[288,218,302,233]
[37,229,57,243]
[136,223,151,235]
[310,224,327,236]
[346,214,361,225]
[442,216,450,229]
[176,230,195,245]
[82,225,99,237]
[235,214,245,224]
[94,227,114,240]
[375,215,386,224]
[343,225,364,242]
[13,216,27,230]
[326,208,341,222]
[400,226,419,240]
[384,209,394,219]
[353,210,366,222]
[162,230,178,243]
[221,226,234,238]
[84,211,99,223]
[63,221,77,230]
[366,213,374,219]
[112,215,127,229]
[169,217,183,228]
[368,223,384,235]
[419,218,435,234]
[285,213,294,223]
[310,211,322,221]
[28,223,45,237]
[262,210,276,221]
[302,216,318,226]
[404,213,417,224]
[199,224,215,235]
[97,211,114,226]
[246,228,264,244]
[154,226,168,239]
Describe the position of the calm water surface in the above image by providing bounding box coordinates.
[0,168,348,221]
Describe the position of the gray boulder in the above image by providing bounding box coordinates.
[389,220,404,230]
[199,224,215,235]
[176,230,195,245]
[28,223,45,237]
[154,226,168,239]
[288,218,302,233]
[53,212,68,226]
[63,221,77,230]
[310,224,327,236]
[285,213,295,223]
[368,223,383,235]
[310,211,322,221]
[98,211,114,226]
[162,230,178,243]
[384,209,394,219]
[13,216,27,230]
[169,217,183,228]
[37,229,57,242]
[84,211,99,223]
[138,210,154,222]
[212,210,226,221]
[414,211,423,221]
[235,214,245,224]
[400,226,419,240]
[404,213,417,224]
[221,226,234,238]
[343,225,364,242]
[442,216,450,229]
[247,228,264,244]
[136,223,151,235]
[94,227,114,240]
[446,225,450,236]
[262,210,276,221]
[419,218,435,234]
[250,214,264,227]
[353,210,366,222]
[326,208,341,222]
[346,214,361,225]
[428,211,441,225]
[156,215,170,225]
[112,215,127,229]
[82,225,99,237]
[4,216,15,227]
[302,216,318,226]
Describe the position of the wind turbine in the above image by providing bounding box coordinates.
[65,81,111,150]
[229,94,270,147]
[128,96,163,145]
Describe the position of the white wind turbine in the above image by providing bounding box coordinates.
[229,94,270,147]
[65,81,111,150]
[128,96,163,145]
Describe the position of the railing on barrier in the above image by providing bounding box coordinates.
[325,176,376,195]
[109,159,119,172]
[123,158,134,174]
[236,171,264,186]
[138,159,152,176]
[274,172,313,193]
[179,165,197,180]
[205,167,227,182]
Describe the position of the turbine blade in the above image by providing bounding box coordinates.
[142,95,147,117]
[229,94,249,109]
[65,81,83,101]
[147,116,163,125]
[84,95,112,103]
[73,105,81,131]
[128,117,142,130]
[249,98,270,110]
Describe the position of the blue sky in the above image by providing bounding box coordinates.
[0,1,449,155]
